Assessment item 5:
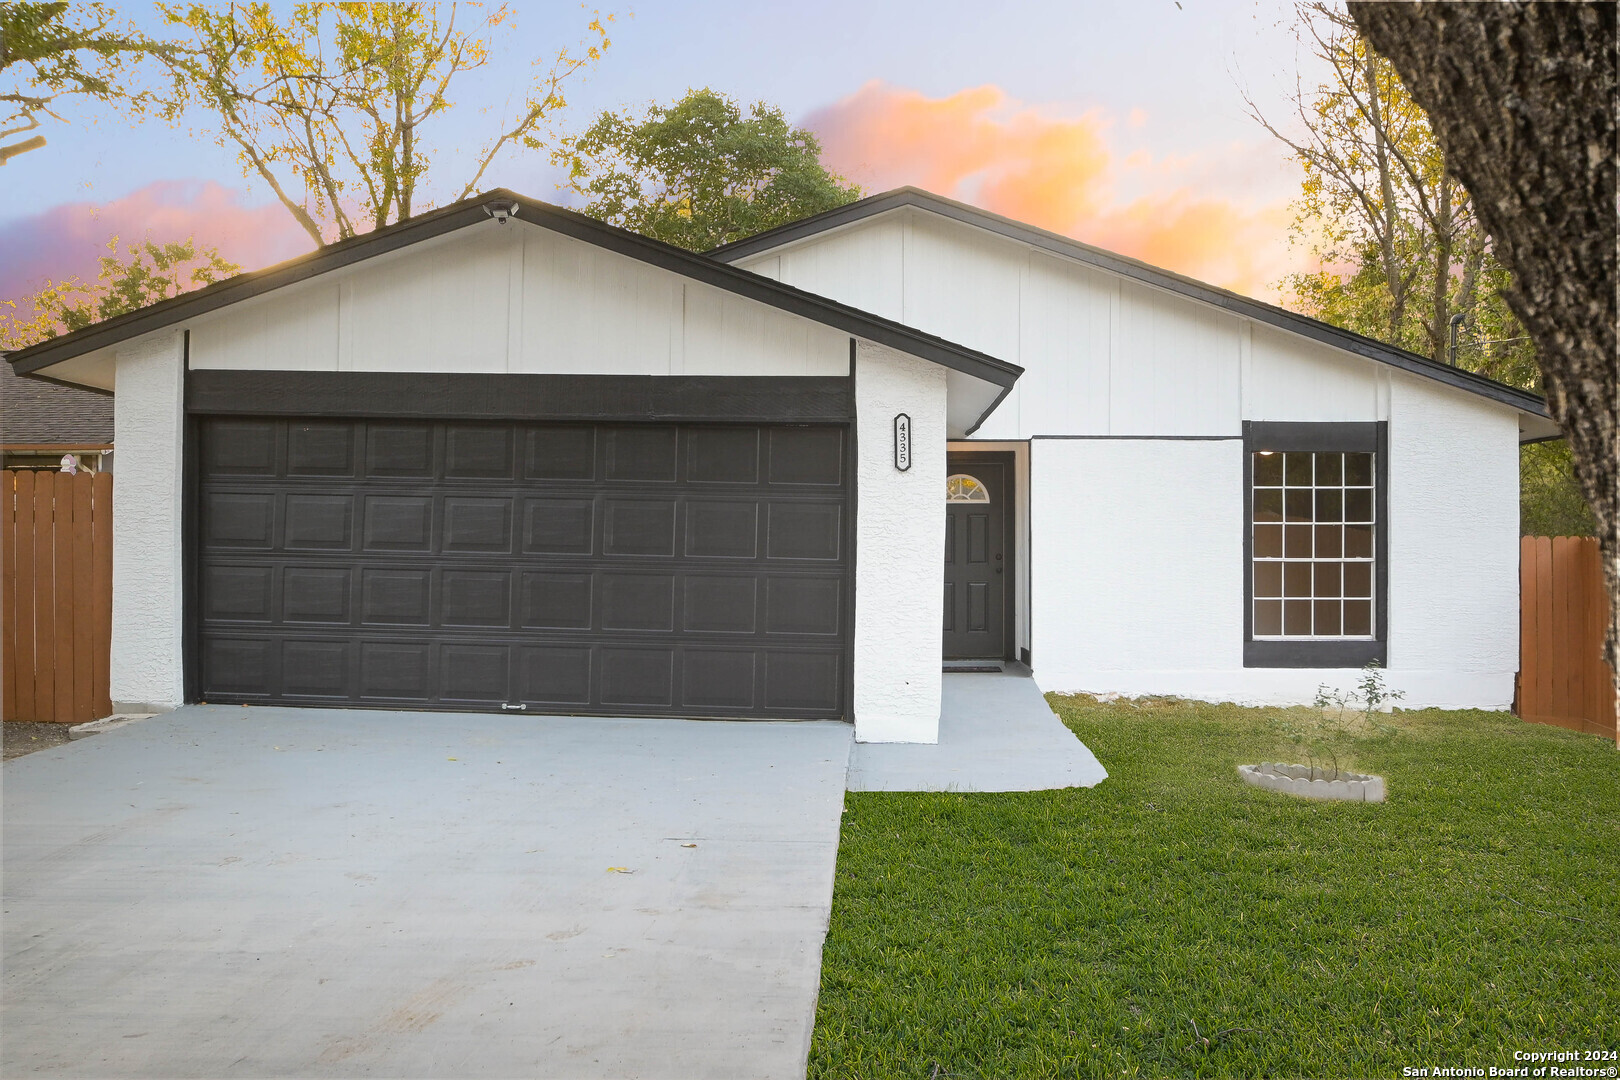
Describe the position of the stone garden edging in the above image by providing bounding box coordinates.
[1237,762,1386,803]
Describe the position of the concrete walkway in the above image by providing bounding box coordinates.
[2,706,851,1079]
[847,670,1109,792]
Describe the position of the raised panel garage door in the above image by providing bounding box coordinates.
[197,418,850,719]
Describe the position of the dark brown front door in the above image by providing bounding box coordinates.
[943,457,1008,659]
[196,417,851,719]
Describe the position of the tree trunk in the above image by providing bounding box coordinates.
[1348,1,1617,747]
[1427,175,1455,361]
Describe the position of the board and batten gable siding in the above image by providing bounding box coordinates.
[1245,322,1381,422]
[739,215,906,322]
[188,221,849,378]
[733,208,1245,438]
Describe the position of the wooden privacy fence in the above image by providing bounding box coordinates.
[2,469,113,723]
[1517,536,1617,741]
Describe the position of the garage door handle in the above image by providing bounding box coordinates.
[501,703,527,711]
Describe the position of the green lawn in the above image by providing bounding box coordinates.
[811,697,1620,1079]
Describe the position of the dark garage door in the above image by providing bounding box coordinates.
[197,418,850,719]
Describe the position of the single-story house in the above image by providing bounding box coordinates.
[1,356,114,472]
[3,187,1555,743]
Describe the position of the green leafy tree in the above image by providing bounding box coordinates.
[1,1,166,165]
[561,88,861,251]
[0,236,238,350]
[154,3,612,245]
[1253,1,1590,537]
[1249,2,1521,367]
[1521,441,1600,538]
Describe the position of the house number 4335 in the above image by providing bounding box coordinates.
[894,413,912,472]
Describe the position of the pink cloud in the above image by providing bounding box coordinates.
[0,180,313,306]
[806,81,1310,299]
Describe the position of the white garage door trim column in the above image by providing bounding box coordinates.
[853,341,948,744]
[111,330,186,713]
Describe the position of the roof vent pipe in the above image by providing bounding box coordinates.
[1448,312,1467,366]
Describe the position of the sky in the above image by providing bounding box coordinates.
[0,0,1331,307]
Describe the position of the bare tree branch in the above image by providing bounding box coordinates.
[152,3,612,244]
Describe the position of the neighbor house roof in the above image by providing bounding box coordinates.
[4,189,1022,408]
[709,187,1553,424]
[0,357,113,446]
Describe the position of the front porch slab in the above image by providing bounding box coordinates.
[847,670,1109,792]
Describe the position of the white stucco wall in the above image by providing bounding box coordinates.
[853,341,948,742]
[1029,407,1521,709]
[1030,438,1245,691]
[1386,372,1520,705]
[110,331,186,710]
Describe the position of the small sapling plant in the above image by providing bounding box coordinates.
[1271,662,1404,780]
[1355,660,1404,724]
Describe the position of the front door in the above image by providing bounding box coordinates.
[943,458,1008,659]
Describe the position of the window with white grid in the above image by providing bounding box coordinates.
[1251,449,1376,638]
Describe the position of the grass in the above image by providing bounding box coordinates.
[810,697,1620,1079]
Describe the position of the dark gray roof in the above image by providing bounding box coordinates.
[4,189,1022,401]
[0,359,113,446]
[710,187,1552,420]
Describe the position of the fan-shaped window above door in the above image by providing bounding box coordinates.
[946,474,990,503]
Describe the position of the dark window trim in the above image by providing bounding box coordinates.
[1241,421,1379,453]
[186,370,854,423]
[1242,420,1389,669]
[945,450,1018,662]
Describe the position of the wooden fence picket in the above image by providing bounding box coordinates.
[1517,535,1617,742]
[1,469,115,723]
[13,470,38,721]
[92,471,113,719]
[2,471,16,719]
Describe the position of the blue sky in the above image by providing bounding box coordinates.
[1,0,1329,298]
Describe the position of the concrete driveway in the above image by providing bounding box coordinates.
[2,705,852,1078]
